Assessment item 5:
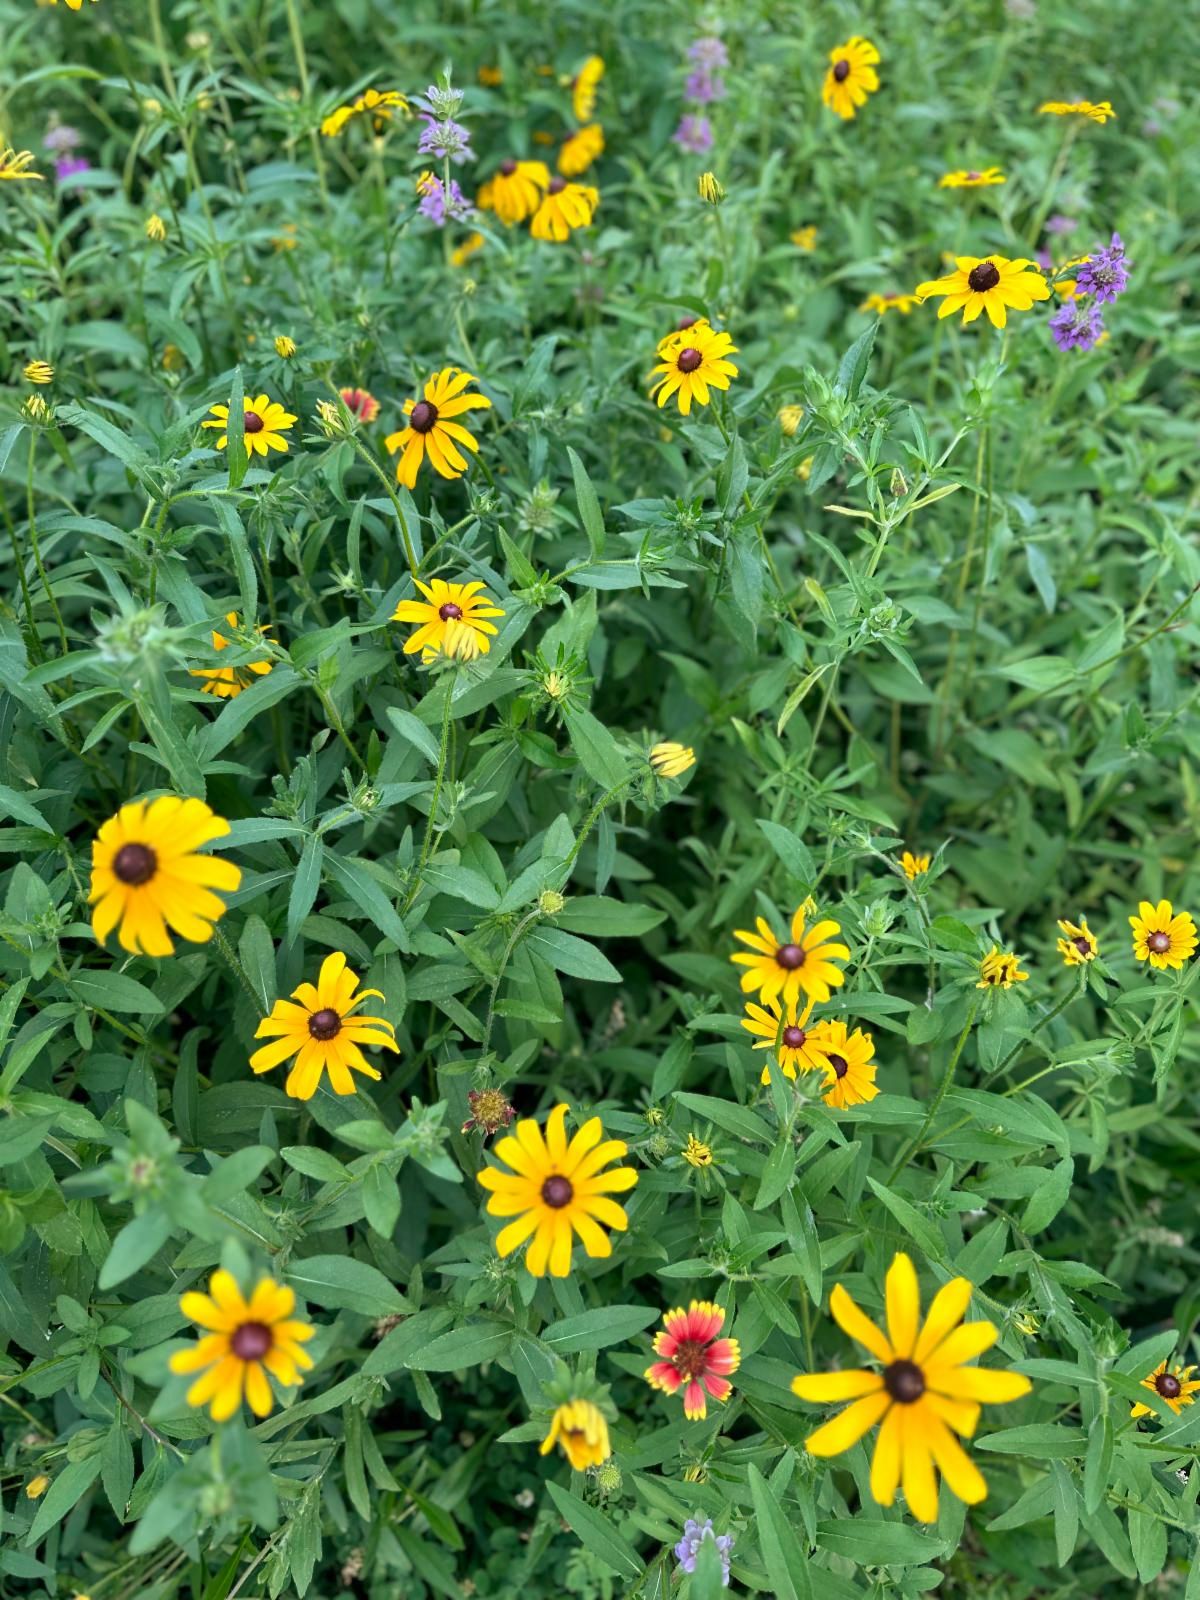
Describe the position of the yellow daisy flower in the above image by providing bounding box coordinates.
[572,55,605,122]
[89,798,241,957]
[477,159,549,224]
[741,996,831,1085]
[810,1019,879,1108]
[649,320,739,416]
[822,37,880,120]
[477,1102,639,1278]
[649,741,695,778]
[861,292,920,315]
[168,1270,315,1421]
[791,225,818,251]
[189,611,273,699]
[391,577,504,663]
[478,65,503,87]
[914,255,1051,328]
[731,907,850,1010]
[976,946,1029,989]
[558,123,604,176]
[0,148,43,182]
[541,1398,611,1470]
[1038,100,1116,123]
[202,393,297,456]
[791,1252,1032,1524]
[1129,899,1197,970]
[23,360,54,385]
[938,168,1006,188]
[530,178,599,241]
[901,851,931,880]
[1056,916,1098,967]
[384,367,491,489]
[682,1134,714,1168]
[250,950,397,1100]
[1131,1361,1200,1419]
[451,231,485,268]
[320,86,410,138]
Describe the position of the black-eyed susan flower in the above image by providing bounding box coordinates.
[250,950,398,1100]
[274,334,296,359]
[145,212,166,241]
[1038,100,1116,123]
[168,1270,314,1421]
[558,124,604,177]
[914,255,1051,328]
[451,231,485,268]
[320,86,410,137]
[791,225,818,251]
[477,1102,638,1278]
[791,1252,1032,1524]
[1131,1360,1200,1419]
[530,178,598,241]
[90,798,240,957]
[478,64,503,87]
[0,148,43,182]
[731,907,849,1010]
[189,611,273,700]
[741,997,832,1084]
[1130,899,1197,970]
[392,577,504,663]
[338,385,379,423]
[649,741,695,778]
[649,320,739,417]
[901,851,931,880]
[861,292,919,316]
[938,168,1006,188]
[23,360,53,385]
[202,393,297,457]
[572,55,605,121]
[1056,916,1098,966]
[976,946,1029,988]
[809,1019,879,1108]
[384,367,491,489]
[477,159,549,224]
[681,1134,713,1168]
[645,1302,740,1419]
[541,1397,610,1469]
[821,37,880,120]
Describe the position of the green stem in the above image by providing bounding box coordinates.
[404,678,455,909]
[212,924,263,1011]
[984,969,1088,1083]
[888,997,979,1181]
[347,433,419,576]
[26,433,69,657]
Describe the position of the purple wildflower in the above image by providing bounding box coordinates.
[674,1519,734,1586]
[417,174,473,226]
[55,156,91,183]
[1050,300,1105,352]
[672,114,713,155]
[417,115,473,165]
[684,69,726,104]
[43,123,82,154]
[1045,213,1077,236]
[687,37,729,70]
[1074,233,1130,304]
[1035,248,1053,271]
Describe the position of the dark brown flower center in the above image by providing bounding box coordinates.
[827,1053,848,1079]
[672,1340,709,1378]
[1157,1372,1183,1399]
[833,59,851,81]
[541,1174,574,1208]
[409,399,438,433]
[113,842,157,886]
[548,176,567,194]
[1148,930,1171,953]
[439,601,464,620]
[244,410,264,434]
[231,1321,273,1360]
[677,347,703,373]
[968,261,1001,293]
[677,314,698,330]
[499,158,517,175]
[884,1359,925,1403]
[967,171,982,181]
[1074,937,1092,956]
[308,1007,342,1041]
[782,1026,806,1049]
[776,943,806,970]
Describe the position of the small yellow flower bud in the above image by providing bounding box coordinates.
[777,404,804,437]
[145,213,166,242]
[26,1475,50,1500]
[537,890,566,916]
[274,335,297,359]
[23,360,53,385]
[697,171,725,204]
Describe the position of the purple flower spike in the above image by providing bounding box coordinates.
[417,174,473,226]
[672,114,713,155]
[687,37,729,70]
[1074,233,1130,304]
[684,69,726,104]
[418,115,473,165]
[1050,300,1105,352]
[55,155,91,183]
[674,1518,734,1586]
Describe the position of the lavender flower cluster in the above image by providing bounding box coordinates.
[44,122,90,184]
[415,79,473,167]
[674,1517,734,1586]
[1049,232,1130,354]
[672,36,728,155]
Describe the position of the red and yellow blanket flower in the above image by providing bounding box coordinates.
[645,1301,740,1419]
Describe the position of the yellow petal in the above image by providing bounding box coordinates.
[804,1390,890,1457]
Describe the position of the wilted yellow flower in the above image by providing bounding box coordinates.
[23,360,53,385]
[541,1398,611,1470]
[976,946,1029,989]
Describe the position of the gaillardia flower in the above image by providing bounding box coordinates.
[339,385,379,423]
[477,1102,638,1277]
[530,178,599,241]
[392,577,504,663]
[541,1397,610,1469]
[477,159,549,224]
[1130,899,1197,970]
[1131,1360,1200,1419]
[90,798,240,956]
[169,1270,315,1421]
[321,86,410,137]
[810,1019,879,1109]
[731,907,850,1009]
[901,851,931,880]
[822,37,880,120]
[1038,100,1116,123]
[741,996,831,1084]
[250,951,398,1100]
[861,292,919,316]
[558,124,604,177]
[938,168,1006,188]
[649,741,695,778]
[649,320,739,416]
[202,393,297,456]
[791,1251,1032,1523]
[1056,916,1098,966]
[976,946,1029,988]
[915,255,1051,328]
[385,367,491,488]
[572,55,605,122]
[645,1301,740,1419]
[189,611,273,699]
